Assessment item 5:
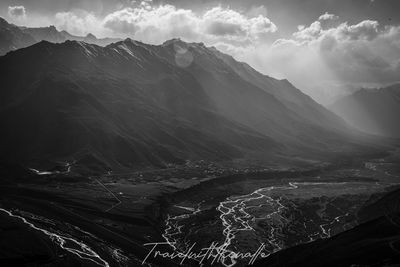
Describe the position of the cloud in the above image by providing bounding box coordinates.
[241,14,400,104]
[203,8,248,37]
[205,21,245,36]
[294,21,322,40]
[318,12,339,21]
[54,10,109,37]
[50,3,276,52]
[293,18,380,43]
[203,7,276,39]
[103,5,200,43]
[8,6,26,20]
[334,20,380,41]
[101,5,276,46]
[103,8,143,35]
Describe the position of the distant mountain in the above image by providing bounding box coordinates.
[19,25,67,43]
[0,17,36,55]
[330,84,400,137]
[0,17,120,56]
[20,25,121,46]
[0,38,364,171]
[207,46,346,133]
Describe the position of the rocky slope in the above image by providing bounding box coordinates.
[0,38,367,171]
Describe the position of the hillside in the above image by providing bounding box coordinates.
[0,39,365,171]
[330,84,400,137]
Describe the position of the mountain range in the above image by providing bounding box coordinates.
[0,17,36,56]
[330,84,400,138]
[0,16,375,171]
[0,17,120,56]
[0,38,365,171]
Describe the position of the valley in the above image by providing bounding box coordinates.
[0,14,399,267]
[0,149,399,266]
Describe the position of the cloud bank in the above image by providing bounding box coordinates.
[243,13,400,104]
[8,6,26,20]
[53,4,276,48]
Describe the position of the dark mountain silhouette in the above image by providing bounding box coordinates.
[0,38,368,170]
[330,84,400,137]
[0,17,120,56]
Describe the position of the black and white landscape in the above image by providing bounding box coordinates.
[0,1,400,267]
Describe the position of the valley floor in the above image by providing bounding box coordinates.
[0,148,400,267]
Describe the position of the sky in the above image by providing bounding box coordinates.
[1,0,400,104]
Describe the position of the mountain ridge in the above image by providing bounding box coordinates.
[330,83,400,137]
[0,16,121,56]
[0,37,375,171]
[0,17,36,56]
